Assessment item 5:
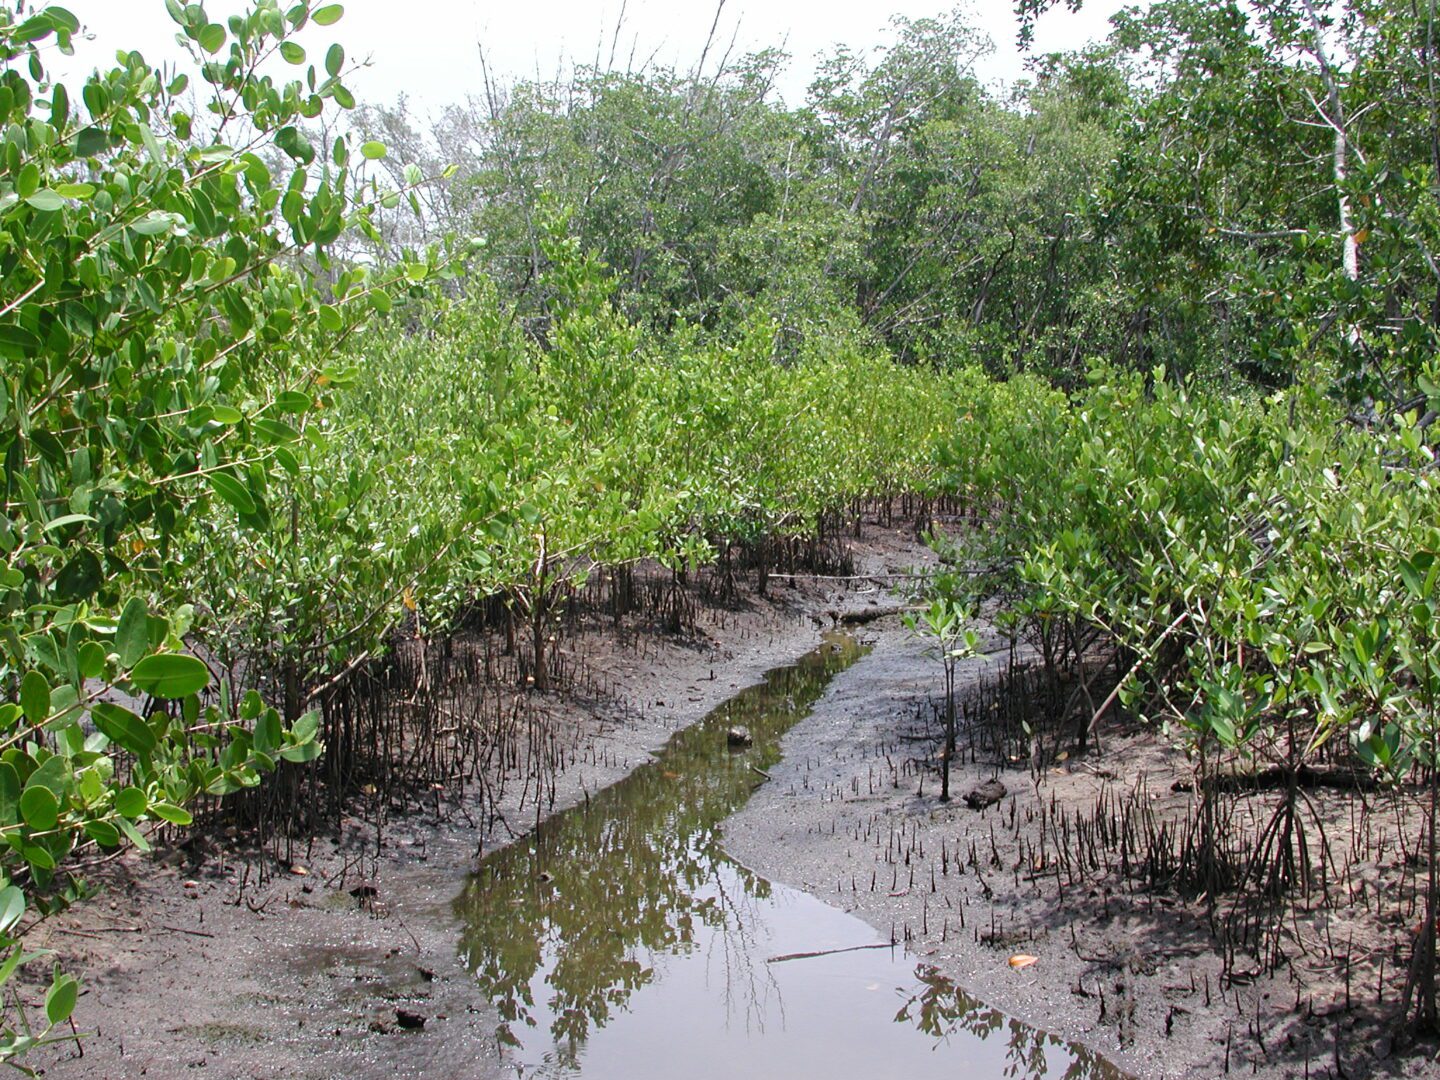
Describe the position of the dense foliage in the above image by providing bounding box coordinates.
[293,222,958,690]
[0,0,456,1056]
[7,0,1440,1056]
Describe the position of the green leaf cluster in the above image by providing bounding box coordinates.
[0,1,447,1058]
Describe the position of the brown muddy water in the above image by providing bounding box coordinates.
[455,633,1125,1080]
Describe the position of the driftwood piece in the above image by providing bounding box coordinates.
[1170,764,1377,795]
[835,604,924,626]
[767,942,895,964]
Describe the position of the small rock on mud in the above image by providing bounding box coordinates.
[727,726,754,748]
[964,778,1006,810]
[396,1008,427,1030]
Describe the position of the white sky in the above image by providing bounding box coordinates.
[50,0,1126,117]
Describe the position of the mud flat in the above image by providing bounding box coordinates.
[449,624,1121,1080]
[723,610,1438,1080]
[30,517,1425,1079]
[28,532,925,1080]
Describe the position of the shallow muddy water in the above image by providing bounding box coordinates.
[455,633,1123,1079]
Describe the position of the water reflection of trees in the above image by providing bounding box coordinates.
[454,636,861,1070]
[701,850,785,1038]
[895,965,1126,1080]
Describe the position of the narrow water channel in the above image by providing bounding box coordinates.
[455,633,1124,1079]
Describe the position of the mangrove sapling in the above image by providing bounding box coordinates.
[1392,545,1440,1035]
[517,526,555,693]
[904,596,980,803]
[1180,666,1261,900]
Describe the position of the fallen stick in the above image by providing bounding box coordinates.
[837,605,924,625]
[773,564,1013,582]
[773,572,934,582]
[161,924,217,938]
[766,942,895,964]
[1085,610,1189,742]
[51,922,213,939]
[1171,765,1377,794]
